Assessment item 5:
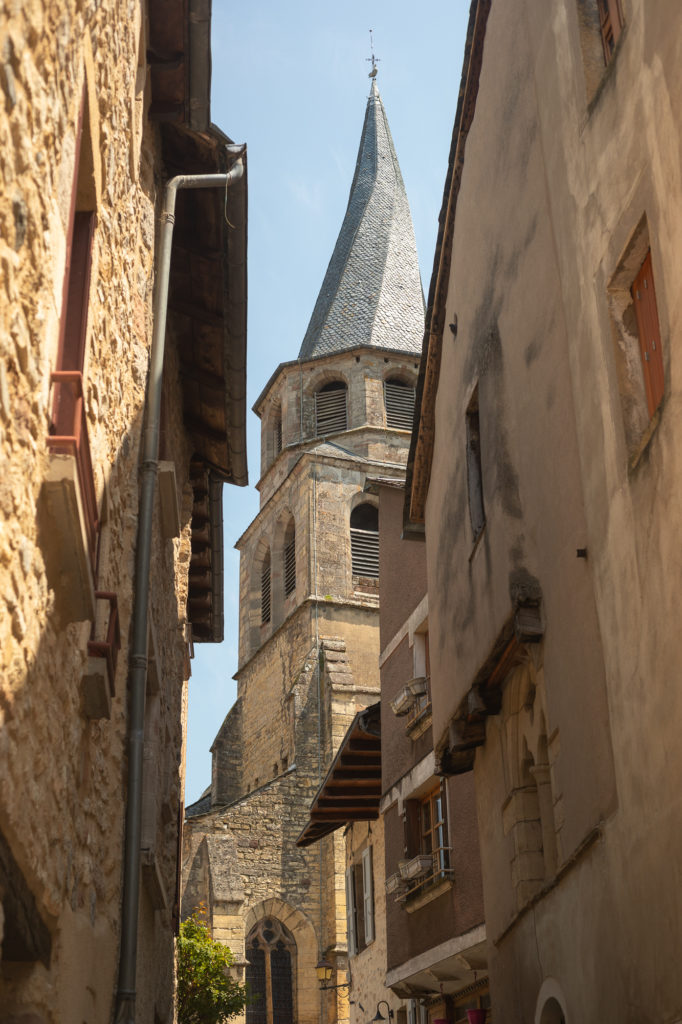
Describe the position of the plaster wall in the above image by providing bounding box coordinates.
[423,0,682,1018]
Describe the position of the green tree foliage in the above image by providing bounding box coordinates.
[177,911,248,1024]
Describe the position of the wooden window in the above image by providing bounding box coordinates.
[401,783,451,898]
[315,381,347,435]
[261,551,271,624]
[284,522,296,598]
[384,378,416,430]
[597,0,624,63]
[465,388,485,542]
[350,503,379,578]
[631,250,664,417]
[421,784,449,875]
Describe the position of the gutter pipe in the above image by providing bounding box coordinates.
[115,153,245,1024]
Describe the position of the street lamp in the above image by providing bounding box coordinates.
[371,1001,395,1023]
[315,956,350,991]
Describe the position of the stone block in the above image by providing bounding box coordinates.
[81,656,111,720]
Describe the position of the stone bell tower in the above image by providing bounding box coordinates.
[182,80,424,1024]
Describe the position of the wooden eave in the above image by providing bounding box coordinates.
[404,0,491,529]
[296,703,381,848]
[148,0,248,644]
[148,0,247,488]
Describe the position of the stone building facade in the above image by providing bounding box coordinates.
[182,82,424,1024]
[407,0,682,1021]
[0,1,247,1021]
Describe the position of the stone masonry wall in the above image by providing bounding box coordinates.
[258,349,419,504]
[0,3,194,1021]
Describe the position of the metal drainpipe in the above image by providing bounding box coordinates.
[114,153,245,1024]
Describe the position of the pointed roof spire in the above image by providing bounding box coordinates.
[298,83,424,361]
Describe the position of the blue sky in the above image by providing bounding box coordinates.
[184,1,469,804]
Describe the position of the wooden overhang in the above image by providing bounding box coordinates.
[148,0,248,644]
[404,0,491,534]
[296,703,381,848]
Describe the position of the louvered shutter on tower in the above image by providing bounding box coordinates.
[261,557,271,624]
[316,382,347,435]
[384,379,416,430]
[350,504,379,578]
[284,531,296,597]
[350,528,379,577]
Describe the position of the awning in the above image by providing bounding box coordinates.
[296,703,381,847]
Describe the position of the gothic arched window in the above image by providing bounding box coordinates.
[350,503,379,578]
[246,918,296,1024]
[384,377,416,430]
[315,380,347,435]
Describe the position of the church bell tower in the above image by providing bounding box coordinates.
[182,80,425,1024]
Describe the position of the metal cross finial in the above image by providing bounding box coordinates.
[366,28,380,78]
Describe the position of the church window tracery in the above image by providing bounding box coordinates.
[246,917,296,1024]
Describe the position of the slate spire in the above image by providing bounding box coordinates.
[298,81,424,361]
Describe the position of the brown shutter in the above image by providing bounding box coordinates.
[632,251,664,416]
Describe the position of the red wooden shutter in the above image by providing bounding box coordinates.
[632,251,664,417]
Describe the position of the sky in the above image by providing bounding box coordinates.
[183,0,470,805]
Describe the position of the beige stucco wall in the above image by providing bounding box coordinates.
[423,0,682,1020]
[0,2,194,1020]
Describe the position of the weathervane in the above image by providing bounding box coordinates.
[366,29,380,78]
